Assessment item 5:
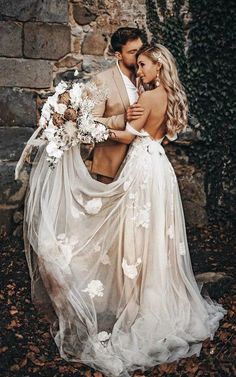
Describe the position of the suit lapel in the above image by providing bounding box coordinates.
[112,65,130,111]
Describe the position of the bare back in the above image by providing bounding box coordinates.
[141,86,168,140]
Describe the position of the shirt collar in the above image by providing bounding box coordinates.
[116,60,136,88]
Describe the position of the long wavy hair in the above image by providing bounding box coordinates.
[137,44,188,135]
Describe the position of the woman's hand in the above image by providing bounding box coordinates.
[126,103,144,122]
[162,136,170,145]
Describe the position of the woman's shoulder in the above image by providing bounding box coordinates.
[139,87,167,107]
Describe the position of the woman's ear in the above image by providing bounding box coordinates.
[115,51,122,61]
[156,62,162,71]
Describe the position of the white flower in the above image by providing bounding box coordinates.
[136,203,151,229]
[82,280,104,299]
[97,331,111,342]
[41,103,52,120]
[39,116,47,128]
[122,258,142,279]
[55,81,68,95]
[47,94,58,108]
[85,198,102,214]
[64,120,77,138]
[44,126,56,141]
[46,141,63,159]
[69,83,82,109]
[54,103,67,115]
[179,242,186,255]
[167,225,174,239]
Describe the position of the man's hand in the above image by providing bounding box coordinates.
[126,103,144,122]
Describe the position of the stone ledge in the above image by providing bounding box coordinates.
[0,0,68,23]
[0,88,37,127]
[0,58,53,88]
[0,21,22,57]
[24,23,71,60]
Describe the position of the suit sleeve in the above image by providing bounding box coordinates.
[92,75,126,130]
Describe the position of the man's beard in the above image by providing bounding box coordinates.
[124,62,137,74]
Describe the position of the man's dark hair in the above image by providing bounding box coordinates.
[110,27,145,53]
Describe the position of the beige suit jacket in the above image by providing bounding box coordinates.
[91,65,130,178]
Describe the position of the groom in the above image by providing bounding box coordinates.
[91,27,145,183]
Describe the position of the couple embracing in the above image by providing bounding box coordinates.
[22,27,226,377]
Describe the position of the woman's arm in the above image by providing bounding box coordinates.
[109,92,151,144]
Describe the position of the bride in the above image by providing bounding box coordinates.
[22,44,226,377]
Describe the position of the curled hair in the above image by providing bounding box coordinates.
[137,44,188,135]
[110,27,145,53]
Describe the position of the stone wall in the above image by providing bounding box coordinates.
[0,0,207,237]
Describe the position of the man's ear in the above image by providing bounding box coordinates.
[115,51,122,61]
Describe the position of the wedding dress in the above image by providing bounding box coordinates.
[22,126,226,377]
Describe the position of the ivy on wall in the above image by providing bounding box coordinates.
[146,0,236,225]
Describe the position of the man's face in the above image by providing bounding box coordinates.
[117,38,143,69]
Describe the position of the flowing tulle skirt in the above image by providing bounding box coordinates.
[24,136,226,376]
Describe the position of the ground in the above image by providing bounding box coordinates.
[0,224,235,377]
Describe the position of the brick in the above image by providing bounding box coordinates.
[24,23,71,60]
[0,88,37,127]
[81,33,107,56]
[0,58,53,88]
[73,4,97,25]
[0,21,22,57]
[0,0,68,23]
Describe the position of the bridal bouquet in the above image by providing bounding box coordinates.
[39,79,109,168]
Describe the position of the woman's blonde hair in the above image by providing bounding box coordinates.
[137,44,188,135]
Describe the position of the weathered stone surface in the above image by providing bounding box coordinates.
[0,163,29,236]
[82,55,114,73]
[0,88,37,127]
[73,37,81,53]
[0,127,34,162]
[55,56,82,69]
[0,58,53,88]
[0,0,68,23]
[53,69,84,86]
[0,163,29,205]
[81,33,107,56]
[24,23,71,60]
[73,4,97,25]
[0,21,22,57]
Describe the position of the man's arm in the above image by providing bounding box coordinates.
[92,99,126,130]
[92,74,144,130]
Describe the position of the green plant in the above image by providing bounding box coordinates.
[146,0,236,224]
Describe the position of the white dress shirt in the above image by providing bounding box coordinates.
[116,61,138,105]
